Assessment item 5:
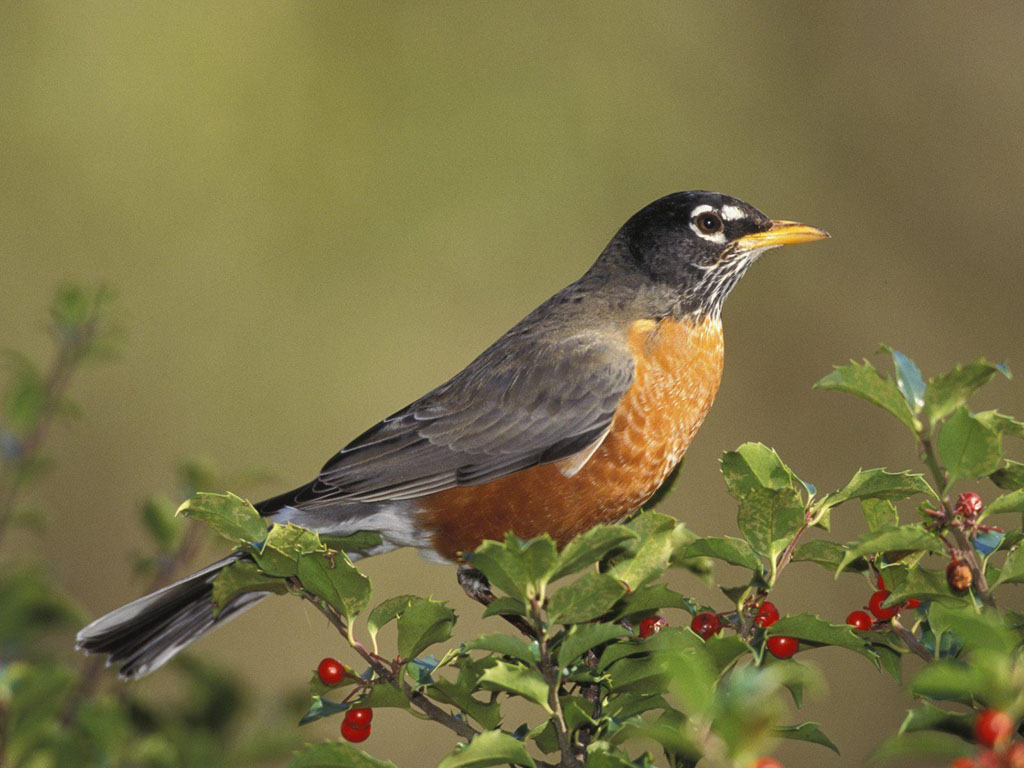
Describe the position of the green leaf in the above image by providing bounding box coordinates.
[359,683,411,710]
[975,410,1024,441]
[469,535,556,602]
[879,345,926,413]
[396,597,455,659]
[550,526,636,581]
[885,565,959,605]
[861,498,899,532]
[926,604,1017,656]
[925,359,1011,425]
[993,546,1024,588]
[836,525,946,575]
[703,634,750,672]
[606,528,674,590]
[938,408,1003,483]
[814,360,919,431]
[478,660,551,711]
[821,469,934,509]
[870,732,972,764]
[721,442,797,496]
[899,700,974,740]
[289,741,398,767]
[426,679,502,730]
[465,633,539,665]
[298,694,350,725]
[210,559,288,617]
[774,722,839,754]
[481,596,527,619]
[366,595,417,646]
[737,487,805,562]
[611,583,698,620]
[792,539,852,571]
[437,730,537,768]
[558,622,628,668]
[767,613,876,662]
[321,530,384,557]
[256,523,327,577]
[177,492,267,545]
[680,536,762,571]
[547,572,626,624]
[296,550,371,623]
[983,488,1024,516]
[991,459,1024,490]
[911,660,987,704]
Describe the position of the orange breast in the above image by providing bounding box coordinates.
[417,316,724,560]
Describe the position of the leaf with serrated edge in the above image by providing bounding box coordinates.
[814,360,919,431]
[296,550,370,623]
[465,633,538,665]
[879,345,926,414]
[721,443,796,497]
[821,469,935,509]
[366,595,417,646]
[736,486,805,561]
[767,613,877,662]
[836,525,946,575]
[396,597,455,660]
[177,492,267,545]
[478,661,551,711]
[550,526,636,581]
[681,536,762,571]
[437,730,537,768]
[938,408,1003,483]
[774,722,839,755]
[211,560,288,618]
[992,460,1024,490]
[925,359,1011,425]
[547,572,625,624]
[558,622,628,668]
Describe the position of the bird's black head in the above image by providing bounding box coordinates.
[612,190,827,318]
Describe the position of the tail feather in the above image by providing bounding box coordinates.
[76,553,267,679]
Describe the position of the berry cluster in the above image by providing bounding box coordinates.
[845,575,920,632]
[948,709,1022,767]
[637,600,800,660]
[317,657,375,743]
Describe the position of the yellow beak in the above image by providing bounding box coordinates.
[734,220,830,251]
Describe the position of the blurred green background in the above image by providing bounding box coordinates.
[2,2,1023,765]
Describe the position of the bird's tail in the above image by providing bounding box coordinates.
[76,553,267,680]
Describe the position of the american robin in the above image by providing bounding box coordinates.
[77,190,827,678]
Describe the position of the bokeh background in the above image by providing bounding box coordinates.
[3,3,1024,766]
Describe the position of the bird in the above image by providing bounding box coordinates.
[77,190,827,679]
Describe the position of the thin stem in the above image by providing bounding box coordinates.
[531,596,582,768]
[918,433,995,607]
[891,619,932,663]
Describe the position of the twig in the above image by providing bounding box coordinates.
[891,619,932,662]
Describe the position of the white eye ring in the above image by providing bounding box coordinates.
[689,205,727,243]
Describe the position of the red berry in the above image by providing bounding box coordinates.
[639,615,668,639]
[766,635,798,659]
[948,758,976,768]
[690,612,721,640]
[750,758,783,768]
[341,719,371,743]
[876,573,886,590]
[755,601,780,628]
[317,657,345,686]
[973,708,1013,747]
[868,590,900,621]
[956,491,984,519]
[1005,744,1024,768]
[345,707,373,727]
[846,610,873,631]
[976,750,1002,768]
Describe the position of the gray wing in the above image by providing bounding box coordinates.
[296,333,635,506]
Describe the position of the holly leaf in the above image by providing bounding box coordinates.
[210,559,288,617]
[814,360,919,431]
[478,661,551,711]
[820,469,934,509]
[861,498,899,532]
[767,613,877,662]
[774,722,839,754]
[558,622,628,668]
[721,443,798,496]
[925,359,1011,425]
[938,408,1003,484]
[437,730,537,768]
[177,492,267,546]
[550,526,636,581]
[983,488,1024,517]
[899,701,973,740]
[836,526,946,575]
[465,633,539,665]
[255,523,326,577]
[680,536,762,571]
[296,550,370,623]
[547,572,626,624]
[991,459,1024,490]
[366,595,417,647]
[396,597,455,660]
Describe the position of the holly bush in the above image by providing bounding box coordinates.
[178,347,1024,768]
[4,288,1024,768]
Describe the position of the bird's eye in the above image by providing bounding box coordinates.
[695,211,723,235]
